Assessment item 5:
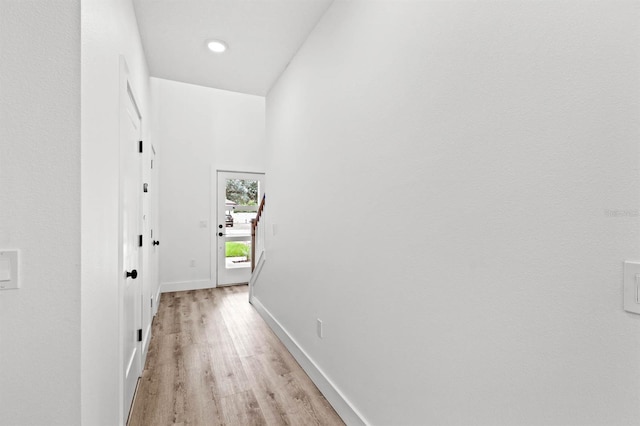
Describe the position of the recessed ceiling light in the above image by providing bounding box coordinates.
[207,40,228,53]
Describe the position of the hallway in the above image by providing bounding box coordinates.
[127,286,344,425]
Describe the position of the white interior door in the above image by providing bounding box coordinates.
[121,82,143,421]
[140,144,155,361]
[149,145,160,317]
[217,171,264,286]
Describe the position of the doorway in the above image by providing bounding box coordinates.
[216,171,265,286]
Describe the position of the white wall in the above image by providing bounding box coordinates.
[0,1,81,424]
[81,0,151,424]
[258,1,640,425]
[152,78,265,291]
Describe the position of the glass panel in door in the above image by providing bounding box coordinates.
[217,171,264,286]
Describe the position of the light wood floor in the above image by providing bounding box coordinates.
[128,285,345,426]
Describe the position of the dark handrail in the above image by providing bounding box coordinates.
[251,194,266,272]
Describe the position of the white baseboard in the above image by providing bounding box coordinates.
[153,285,161,316]
[160,279,215,293]
[142,321,152,361]
[250,297,367,426]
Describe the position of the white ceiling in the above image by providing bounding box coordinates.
[132,0,334,96]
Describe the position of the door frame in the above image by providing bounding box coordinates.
[118,57,144,425]
[149,144,161,318]
[211,168,265,287]
[140,143,156,362]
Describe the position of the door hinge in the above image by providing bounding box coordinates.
[137,329,142,342]
[138,235,143,247]
[139,140,143,153]
[143,183,148,193]
[151,298,153,308]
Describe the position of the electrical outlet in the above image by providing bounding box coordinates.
[317,318,323,339]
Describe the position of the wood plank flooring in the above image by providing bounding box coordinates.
[128,285,345,426]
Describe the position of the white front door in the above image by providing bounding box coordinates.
[217,171,265,286]
[121,81,143,421]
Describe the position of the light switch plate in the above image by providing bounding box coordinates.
[623,261,640,314]
[0,259,10,281]
[0,250,19,290]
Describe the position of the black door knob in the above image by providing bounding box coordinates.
[126,269,138,279]
[153,240,160,246]
[218,232,225,237]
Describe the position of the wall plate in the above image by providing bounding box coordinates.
[623,261,640,314]
[0,250,19,290]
